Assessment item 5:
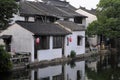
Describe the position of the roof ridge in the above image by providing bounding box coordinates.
[79,6,96,15]
[55,22,72,33]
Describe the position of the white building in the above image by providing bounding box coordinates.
[0,20,85,62]
[76,7,97,28]
[76,6,98,48]
[0,0,86,62]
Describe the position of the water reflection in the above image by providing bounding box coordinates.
[0,61,85,80]
[2,53,120,80]
[32,61,85,80]
[86,53,120,80]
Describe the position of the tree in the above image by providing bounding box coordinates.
[86,20,100,37]
[0,0,18,29]
[0,45,12,72]
[87,0,120,38]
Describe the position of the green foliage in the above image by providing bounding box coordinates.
[70,50,76,58]
[0,45,12,72]
[0,0,18,29]
[87,0,120,38]
[86,20,100,36]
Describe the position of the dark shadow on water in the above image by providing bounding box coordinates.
[0,72,12,80]
[0,70,31,80]
[67,59,76,68]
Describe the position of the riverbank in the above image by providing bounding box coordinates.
[12,50,110,71]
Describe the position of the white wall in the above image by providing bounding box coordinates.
[76,9,97,28]
[10,14,24,24]
[37,49,62,61]
[0,24,35,62]
[11,14,35,24]
[69,18,74,22]
[64,31,85,57]
[29,17,35,22]
[37,36,62,61]
[38,31,85,61]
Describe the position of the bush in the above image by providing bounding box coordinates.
[0,45,12,72]
[70,50,76,58]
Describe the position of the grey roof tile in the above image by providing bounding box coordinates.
[16,21,71,36]
[56,20,85,31]
[19,1,86,18]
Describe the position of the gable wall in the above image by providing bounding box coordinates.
[76,9,97,27]
[0,24,35,62]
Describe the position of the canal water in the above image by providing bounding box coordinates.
[1,53,120,80]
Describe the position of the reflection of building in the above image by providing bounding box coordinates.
[65,61,85,80]
[86,61,97,72]
[0,0,86,62]
[9,61,85,80]
[31,65,62,80]
[30,61,85,80]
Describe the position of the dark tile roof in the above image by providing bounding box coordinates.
[19,1,86,18]
[56,20,85,31]
[79,6,96,15]
[56,6,86,18]
[16,21,71,36]
[42,0,77,10]
[20,1,43,16]
[0,35,12,39]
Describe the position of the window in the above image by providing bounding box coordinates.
[37,36,50,50]
[53,36,64,48]
[74,17,83,24]
[77,36,83,46]
[53,74,62,80]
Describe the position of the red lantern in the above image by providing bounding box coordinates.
[69,37,72,42]
[36,37,40,44]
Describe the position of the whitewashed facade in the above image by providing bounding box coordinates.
[76,9,97,28]
[0,1,86,62]
[0,24,35,62]
[0,22,85,62]
[64,31,85,57]
[76,8,98,47]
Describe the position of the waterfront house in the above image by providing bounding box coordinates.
[0,0,86,62]
[76,6,97,28]
[76,7,98,50]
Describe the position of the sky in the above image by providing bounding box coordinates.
[28,0,100,10]
[67,0,100,9]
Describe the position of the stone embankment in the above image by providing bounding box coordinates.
[12,50,110,71]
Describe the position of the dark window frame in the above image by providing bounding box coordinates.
[53,36,64,49]
[36,36,50,50]
[74,17,83,24]
[77,36,83,46]
[53,74,62,80]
